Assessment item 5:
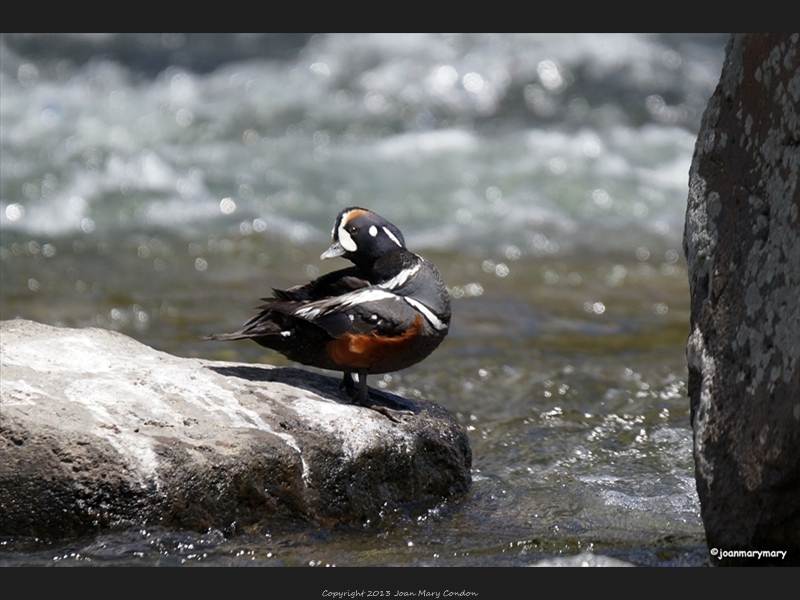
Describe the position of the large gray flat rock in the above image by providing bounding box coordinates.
[0,319,471,538]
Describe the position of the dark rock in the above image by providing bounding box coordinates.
[0,319,471,539]
[684,33,800,565]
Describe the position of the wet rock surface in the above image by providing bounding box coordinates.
[0,319,471,538]
[684,33,800,565]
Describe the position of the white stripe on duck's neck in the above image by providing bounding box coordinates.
[383,226,403,247]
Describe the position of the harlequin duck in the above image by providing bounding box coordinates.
[205,207,451,419]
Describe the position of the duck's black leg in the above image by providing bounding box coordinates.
[339,370,413,421]
[355,369,413,422]
[356,368,370,406]
[339,371,356,397]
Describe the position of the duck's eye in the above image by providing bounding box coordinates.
[347,224,358,234]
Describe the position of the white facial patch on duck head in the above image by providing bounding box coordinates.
[338,224,357,252]
[369,225,378,237]
[336,208,369,253]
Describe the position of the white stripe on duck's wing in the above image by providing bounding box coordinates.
[378,263,422,291]
[333,287,398,309]
[292,288,398,321]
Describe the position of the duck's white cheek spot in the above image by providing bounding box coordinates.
[369,225,378,237]
[338,224,357,252]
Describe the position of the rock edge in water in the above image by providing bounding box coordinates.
[684,33,800,565]
[0,319,471,538]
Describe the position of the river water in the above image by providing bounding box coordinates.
[0,33,728,566]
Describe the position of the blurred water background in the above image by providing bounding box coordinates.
[0,33,728,566]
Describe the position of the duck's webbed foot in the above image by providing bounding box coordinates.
[341,370,414,422]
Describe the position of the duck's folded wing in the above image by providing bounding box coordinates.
[270,266,370,302]
[292,288,418,339]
